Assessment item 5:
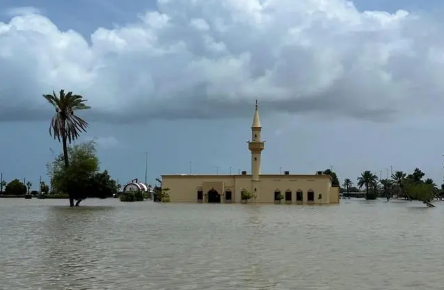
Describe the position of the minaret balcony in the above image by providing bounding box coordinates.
[248,142,264,152]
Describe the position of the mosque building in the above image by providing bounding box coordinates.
[161,101,340,204]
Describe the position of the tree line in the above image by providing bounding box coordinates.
[341,168,439,204]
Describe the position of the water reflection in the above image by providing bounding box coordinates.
[1,199,444,289]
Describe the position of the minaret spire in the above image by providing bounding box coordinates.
[248,100,264,181]
[252,99,261,128]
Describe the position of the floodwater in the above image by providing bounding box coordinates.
[1,198,444,290]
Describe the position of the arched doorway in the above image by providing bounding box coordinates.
[307,190,314,201]
[207,188,221,203]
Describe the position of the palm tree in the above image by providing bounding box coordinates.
[357,171,378,200]
[392,171,407,199]
[342,178,353,198]
[44,89,90,206]
[26,181,32,194]
[380,179,393,200]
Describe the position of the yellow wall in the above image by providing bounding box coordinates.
[162,174,338,204]
[329,187,340,204]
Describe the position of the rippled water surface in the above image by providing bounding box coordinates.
[1,198,444,289]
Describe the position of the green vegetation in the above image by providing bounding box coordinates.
[47,141,118,206]
[4,179,26,196]
[241,189,254,203]
[120,190,145,202]
[274,192,284,203]
[44,89,90,207]
[357,171,378,200]
[342,178,353,196]
[323,169,340,187]
[343,167,439,206]
[152,187,170,202]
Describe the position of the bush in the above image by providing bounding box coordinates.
[45,193,69,199]
[120,190,145,202]
[241,190,254,201]
[153,187,170,202]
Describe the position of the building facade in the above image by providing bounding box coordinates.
[161,101,340,204]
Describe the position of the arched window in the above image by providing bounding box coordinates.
[285,189,292,201]
[307,189,314,201]
[296,190,303,201]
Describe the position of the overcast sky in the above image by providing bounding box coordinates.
[1,0,444,189]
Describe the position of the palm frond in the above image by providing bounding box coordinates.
[44,90,91,143]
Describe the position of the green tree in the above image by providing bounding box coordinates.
[44,89,90,207]
[49,141,115,206]
[392,171,407,199]
[425,178,435,186]
[342,178,353,197]
[357,171,378,200]
[380,179,393,200]
[403,168,436,206]
[406,168,425,184]
[404,182,435,204]
[323,169,340,187]
[86,170,118,199]
[4,179,27,195]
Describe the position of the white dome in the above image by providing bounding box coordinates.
[123,182,149,192]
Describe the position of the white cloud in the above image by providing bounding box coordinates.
[1,0,444,122]
[4,6,41,17]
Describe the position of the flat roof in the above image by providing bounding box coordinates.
[161,174,331,179]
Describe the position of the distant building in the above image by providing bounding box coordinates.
[162,101,340,204]
[123,179,148,193]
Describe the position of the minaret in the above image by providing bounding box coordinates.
[248,100,264,180]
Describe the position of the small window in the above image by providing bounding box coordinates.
[254,134,257,138]
[225,190,232,200]
[285,190,292,201]
[296,191,303,201]
[318,194,322,200]
[254,157,257,161]
[197,190,203,200]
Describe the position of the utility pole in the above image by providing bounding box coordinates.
[379,170,382,180]
[39,176,42,194]
[144,152,148,185]
[390,165,393,176]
